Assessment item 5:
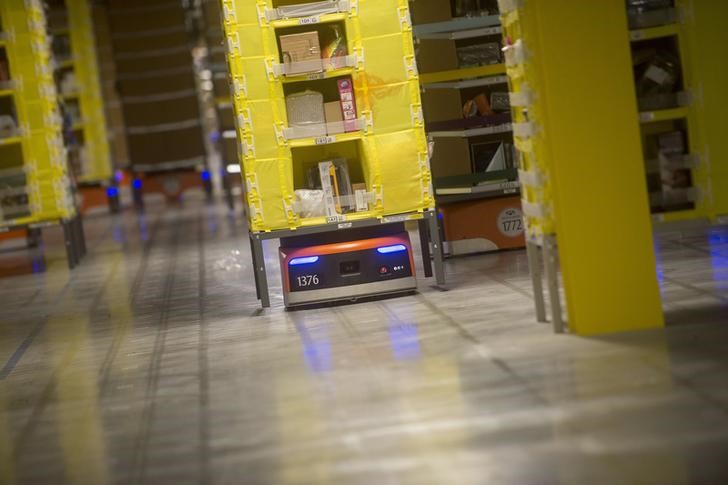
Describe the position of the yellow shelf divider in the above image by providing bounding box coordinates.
[639,106,689,123]
[502,0,664,335]
[420,63,506,84]
[630,23,680,42]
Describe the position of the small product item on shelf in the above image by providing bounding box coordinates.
[471,141,505,173]
[635,50,680,110]
[454,0,496,17]
[336,78,358,132]
[463,93,493,118]
[279,31,323,75]
[0,114,17,138]
[490,92,510,111]
[626,0,675,29]
[658,131,690,190]
[286,90,326,137]
[294,189,326,218]
[0,58,10,82]
[274,1,344,19]
[324,101,344,134]
[0,173,29,221]
[456,43,501,68]
[59,70,78,95]
[318,158,353,216]
[321,25,348,69]
[352,183,368,212]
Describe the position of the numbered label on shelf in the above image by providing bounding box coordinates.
[327,215,347,224]
[299,16,321,25]
[498,208,524,238]
[315,135,336,145]
[337,222,353,229]
[307,73,326,80]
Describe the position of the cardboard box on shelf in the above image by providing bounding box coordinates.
[280,31,323,75]
[324,101,344,134]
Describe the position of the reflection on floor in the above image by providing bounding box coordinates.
[0,199,726,484]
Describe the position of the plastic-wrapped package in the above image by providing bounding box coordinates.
[294,189,326,218]
[285,90,326,137]
[272,1,346,20]
[457,43,501,67]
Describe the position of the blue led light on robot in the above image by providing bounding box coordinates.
[377,245,407,254]
[289,256,320,266]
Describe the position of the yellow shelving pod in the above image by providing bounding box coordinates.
[0,0,75,227]
[220,0,444,308]
[501,0,664,335]
[220,0,432,233]
[683,0,728,222]
[49,0,112,185]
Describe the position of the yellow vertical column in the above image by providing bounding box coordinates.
[67,0,112,183]
[684,0,728,221]
[505,0,664,335]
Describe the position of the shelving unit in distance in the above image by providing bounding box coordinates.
[107,0,213,208]
[47,0,116,214]
[411,0,524,256]
[220,0,446,308]
[202,0,241,211]
[627,0,728,225]
[0,0,86,269]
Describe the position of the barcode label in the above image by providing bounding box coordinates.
[327,215,347,224]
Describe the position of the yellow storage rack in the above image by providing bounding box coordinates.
[0,0,85,268]
[500,0,664,335]
[220,0,445,307]
[49,0,112,185]
[624,1,728,224]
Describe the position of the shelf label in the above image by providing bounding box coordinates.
[383,214,408,224]
[501,181,520,194]
[315,135,336,145]
[327,215,347,224]
[640,112,655,122]
[306,72,325,80]
[337,222,352,229]
[299,16,321,25]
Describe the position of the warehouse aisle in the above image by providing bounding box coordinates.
[0,199,727,484]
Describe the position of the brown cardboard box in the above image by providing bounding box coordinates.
[123,95,201,127]
[422,90,463,122]
[324,101,344,133]
[430,138,472,180]
[410,0,452,24]
[279,31,322,74]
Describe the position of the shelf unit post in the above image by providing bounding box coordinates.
[501,0,664,335]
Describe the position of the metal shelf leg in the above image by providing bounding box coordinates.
[250,235,270,308]
[426,210,446,288]
[526,240,547,322]
[418,218,433,278]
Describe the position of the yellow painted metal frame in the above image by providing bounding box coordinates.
[502,1,664,335]
[65,0,113,183]
[0,0,76,228]
[681,0,728,221]
[220,0,432,233]
[419,63,506,84]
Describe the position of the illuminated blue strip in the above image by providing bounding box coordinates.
[132,179,143,190]
[106,186,119,198]
[201,170,211,181]
[377,244,407,254]
[289,256,319,266]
